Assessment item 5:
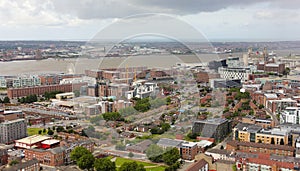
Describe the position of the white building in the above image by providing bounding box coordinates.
[218,67,253,82]
[12,76,41,88]
[280,107,300,124]
[126,80,159,99]
[0,77,6,88]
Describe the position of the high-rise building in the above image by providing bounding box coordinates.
[0,118,27,144]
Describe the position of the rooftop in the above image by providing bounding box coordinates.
[41,139,60,145]
[15,135,50,145]
[194,118,228,125]
[157,138,183,148]
[264,93,278,99]
[227,140,295,152]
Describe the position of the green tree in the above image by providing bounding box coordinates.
[77,153,95,171]
[162,148,180,166]
[70,147,91,162]
[43,128,46,133]
[161,123,171,132]
[258,104,264,109]
[146,144,164,162]
[47,129,54,135]
[56,126,65,132]
[3,96,10,103]
[102,112,122,121]
[94,158,116,171]
[9,160,19,166]
[38,130,42,134]
[128,152,134,158]
[119,162,145,171]
[134,98,151,112]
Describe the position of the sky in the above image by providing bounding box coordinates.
[0,0,300,41]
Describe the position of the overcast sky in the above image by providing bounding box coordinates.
[0,0,300,41]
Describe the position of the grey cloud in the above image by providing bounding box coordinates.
[49,0,300,20]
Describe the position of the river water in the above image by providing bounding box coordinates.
[0,49,297,76]
[0,54,222,76]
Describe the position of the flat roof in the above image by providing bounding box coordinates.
[15,135,50,145]
[181,142,197,147]
[41,139,60,145]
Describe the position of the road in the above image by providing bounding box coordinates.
[265,108,279,126]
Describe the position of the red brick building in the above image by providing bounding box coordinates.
[181,142,198,160]
[24,147,65,167]
[0,149,8,166]
[7,83,86,98]
[226,140,294,157]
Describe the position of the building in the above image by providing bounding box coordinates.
[2,158,40,171]
[0,149,8,166]
[186,159,209,171]
[236,157,296,171]
[209,78,242,89]
[7,83,86,99]
[266,98,297,115]
[192,118,231,142]
[257,62,285,74]
[241,116,275,128]
[10,76,41,88]
[281,107,300,124]
[15,135,51,149]
[180,142,198,160]
[0,119,27,144]
[125,140,152,154]
[0,77,7,88]
[218,67,253,82]
[125,80,159,99]
[41,139,60,149]
[226,140,295,157]
[156,138,183,149]
[24,147,65,167]
[0,110,24,122]
[232,123,300,147]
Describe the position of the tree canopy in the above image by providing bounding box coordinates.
[162,147,181,166]
[94,158,116,171]
[70,146,92,162]
[146,144,164,162]
[77,153,95,171]
[119,162,146,171]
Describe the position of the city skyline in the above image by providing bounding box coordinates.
[0,0,300,41]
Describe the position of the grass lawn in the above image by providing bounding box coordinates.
[27,128,48,136]
[115,157,166,171]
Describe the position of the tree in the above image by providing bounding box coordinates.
[161,123,171,132]
[146,144,164,162]
[128,152,134,158]
[70,147,92,162]
[119,162,145,171]
[43,128,46,133]
[47,129,54,135]
[94,158,116,171]
[56,126,65,132]
[3,96,10,103]
[102,112,122,121]
[38,130,42,134]
[77,153,95,171]
[258,104,264,109]
[162,148,180,166]
[9,160,19,166]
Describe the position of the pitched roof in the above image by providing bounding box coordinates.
[186,159,208,171]
[227,140,295,152]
